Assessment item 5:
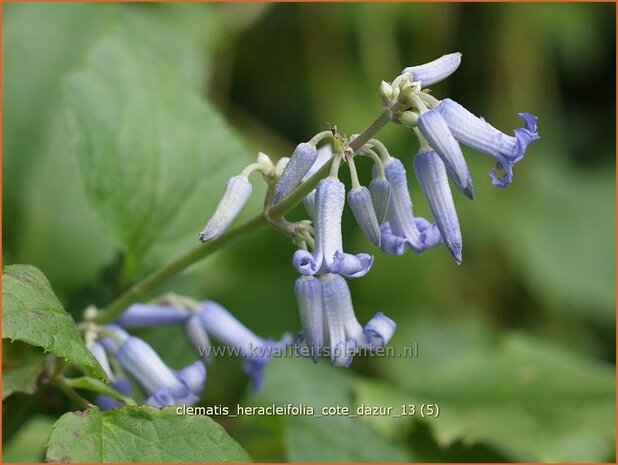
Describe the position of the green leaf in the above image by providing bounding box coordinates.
[3,361,44,400]
[65,377,136,406]
[65,29,261,275]
[378,314,616,462]
[2,265,104,379]
[248,358,413,462]
[46,406,251,462]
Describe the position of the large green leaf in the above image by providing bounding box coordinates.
[2,265,104,379]
[248,358,413,462]
[377,314,616,462]
[65,30,261,275]
[46,406,251,462]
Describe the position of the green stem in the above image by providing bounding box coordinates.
[349,109,391,152]
[55,378,90,410]
[95,108,392,324]
[270,108,390,217]
[95,214,267,323]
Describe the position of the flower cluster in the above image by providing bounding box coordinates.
[196,53,538,368]
[86,299,290,409]
[88,52,538,408]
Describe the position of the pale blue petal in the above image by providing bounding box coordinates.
[200,176,252,242]
[116,337,188,398]
[273,143,318,203]
[294,276,324,360]
[363,312,396,349]
[437,99,539,188]
[176,361,207,395]
[379,222,407,256]
[414,149,463,263]
[368,178,392,225]
[418,110,475,199]
[116,304,190,328]
[383,157,424,250]
[348,186,381,246]
[401,52,462,87]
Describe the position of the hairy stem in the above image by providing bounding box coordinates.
[55,378,91,410]
[96,214,267,323]
[95,108,391,323]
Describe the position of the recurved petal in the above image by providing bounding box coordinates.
[401,52,462,87]
[413,150,462,263]
[293,249,320,276]
[348,186,381,247]
[379,222,407,256]
[417,110,475,200]
[199,176,253,242]
[116,304,191,328]
[436,99,539,188]
[330,252,374,279]
[415,218,443,251]
[176,361,207,394]
[363,312,396,349]
[273,143,319,203]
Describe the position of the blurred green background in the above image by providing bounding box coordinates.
[3,2,615,462]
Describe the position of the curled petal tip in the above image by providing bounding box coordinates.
[363,312,396,349]
[331,251,374,278]
[292,249,319,276]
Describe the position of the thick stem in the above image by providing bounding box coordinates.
[96,108,392,323]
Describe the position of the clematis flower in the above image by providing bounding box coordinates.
[302,145,333,218]
[401,52,462,87]
[417,110,475,199]
[436,98,539,187]
[413,149,463,264]
[197,300,291,392]
[294,273,397,367]
[294,276,324,361]
[293,179,374,278]
[380,156,442,254]
[273,142,318,204]
[199,175,252,242]
[347,186,381,247]
[113,333,206,408]
[368,177,392,225]
[116,304,190,328]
